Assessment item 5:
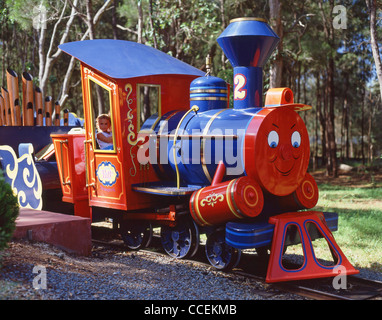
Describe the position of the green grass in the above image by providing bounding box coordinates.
[314,184,382,272]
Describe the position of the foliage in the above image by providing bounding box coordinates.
[315,182,382,271]
[0,170,19,253]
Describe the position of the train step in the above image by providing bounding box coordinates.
[265,211,359,283]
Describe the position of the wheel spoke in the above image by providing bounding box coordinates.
[161,217,199,259]
[120,222,152,250]
[205,229,241,271]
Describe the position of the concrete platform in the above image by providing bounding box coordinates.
[13,208,92,256]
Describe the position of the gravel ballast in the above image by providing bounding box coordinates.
[2,240,381,302]
[0,240,304,301]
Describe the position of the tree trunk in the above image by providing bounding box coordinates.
[39,0,77,98]
[326,56,337,176]
[319,0,337,177]
[137,0,143,44]
[269,0,283,88]
[366,0,382,102]
[317,73,327,167]
[1,15,5,86]
[148,0,158,48]
[348,101,354,159]
[112,0,118,40]
[367,91,375,165]
[342,74,350,160]
[323,73,329,169]
[220,0,226,69]
[297,60,301,102]
[38,16,46,94]
[361,87,366,164]
[314,72,321,170]
[86,0,95,40]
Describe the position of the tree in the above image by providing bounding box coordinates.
[56,0,113,106]
[5,0,112,107]
[0,170,19,253]
[269,0,283,88]
[365,0,382,102]
[318,0,338,177]
[38,0,78,99]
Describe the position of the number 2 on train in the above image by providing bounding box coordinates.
[234,74,247,100]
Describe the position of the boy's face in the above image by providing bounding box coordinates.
[98,118,110,131]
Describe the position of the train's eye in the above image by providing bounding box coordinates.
[291,131,301,148]
[268,131,279,148]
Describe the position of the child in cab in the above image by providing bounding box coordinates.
[96,114,113,150]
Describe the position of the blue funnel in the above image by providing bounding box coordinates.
[217,18,279,68]
[217,18,279,109]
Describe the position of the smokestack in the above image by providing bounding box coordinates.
[217,18,279,109]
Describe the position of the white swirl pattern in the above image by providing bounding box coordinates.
[0,144,42,210]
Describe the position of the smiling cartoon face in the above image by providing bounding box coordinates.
[245,107,310,196]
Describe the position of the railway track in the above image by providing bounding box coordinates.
[91,225,382,301]
[271,275,382,300]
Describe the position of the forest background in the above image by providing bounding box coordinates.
[0,0,381,177]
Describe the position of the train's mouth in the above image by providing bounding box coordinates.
[274,163,295,176]
[270,156,295,176]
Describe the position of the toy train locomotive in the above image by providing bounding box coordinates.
[1,17,359,282]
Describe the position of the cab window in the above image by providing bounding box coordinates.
[137,84,161,130]
[88,77,115,152]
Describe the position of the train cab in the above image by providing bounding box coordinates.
[52,40,204,219]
